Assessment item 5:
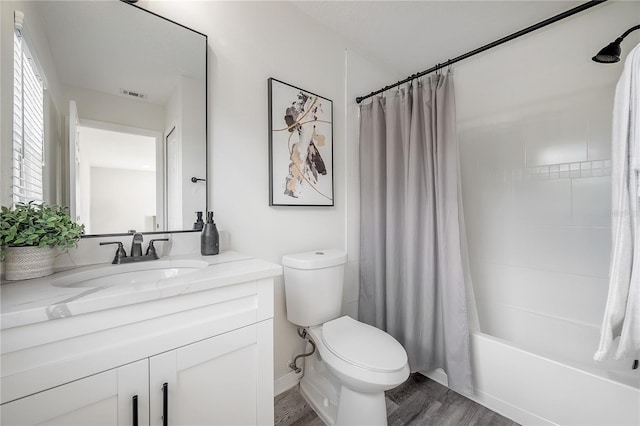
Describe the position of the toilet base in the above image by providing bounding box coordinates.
[300,376,388,426]
[336,386,387,426]
[299,345,389,425]
[299,349,340,425]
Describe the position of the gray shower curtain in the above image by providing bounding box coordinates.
[358,72,473,395]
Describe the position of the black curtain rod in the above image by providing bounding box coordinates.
[356,0,607,104]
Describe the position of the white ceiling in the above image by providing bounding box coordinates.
[289,0,586,79]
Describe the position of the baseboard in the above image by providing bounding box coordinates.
[469,387,555,426]
[421,369,554,426]
[274,370,302,396]
[421,368,448,387]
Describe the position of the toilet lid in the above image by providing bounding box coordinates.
[321,316,407,372]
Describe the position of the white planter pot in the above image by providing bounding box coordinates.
[4,246,56,281]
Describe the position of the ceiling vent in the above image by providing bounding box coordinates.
[120,88,145,99]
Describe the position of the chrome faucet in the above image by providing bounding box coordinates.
[130,233,144,257]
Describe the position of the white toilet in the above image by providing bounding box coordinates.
[282,249,410,426]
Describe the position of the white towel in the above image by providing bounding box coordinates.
[594,42,640,362]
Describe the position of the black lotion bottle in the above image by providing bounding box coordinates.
[201,211,219,255]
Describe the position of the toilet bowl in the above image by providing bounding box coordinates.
[310,316,409,393]
[282,250,410,425]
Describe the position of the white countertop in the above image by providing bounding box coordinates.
[0,251,282,331]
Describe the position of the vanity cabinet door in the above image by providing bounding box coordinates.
[149,323,264,426]
[0,359,149,426]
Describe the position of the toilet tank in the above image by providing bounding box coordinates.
[282,249,347,327]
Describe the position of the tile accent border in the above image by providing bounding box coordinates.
[487,159,612,185]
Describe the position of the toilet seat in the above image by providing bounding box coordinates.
[321,316,407,373]
[306,316,409,393]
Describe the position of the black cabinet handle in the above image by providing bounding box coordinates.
[162,382,168,426]
[132,395,138,426]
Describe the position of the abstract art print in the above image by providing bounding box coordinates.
[268,78,334,206]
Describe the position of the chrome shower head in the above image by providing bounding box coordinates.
[593,25,640,64]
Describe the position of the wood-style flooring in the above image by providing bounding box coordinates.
[274,373,520,426]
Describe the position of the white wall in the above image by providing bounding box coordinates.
[143,1,392,384]
[456,1,640,356]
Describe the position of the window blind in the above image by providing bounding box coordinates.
[12,30,44,205]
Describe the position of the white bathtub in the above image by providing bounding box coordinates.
[425,306,639,425]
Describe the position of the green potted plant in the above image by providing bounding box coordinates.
[1,202,84,280]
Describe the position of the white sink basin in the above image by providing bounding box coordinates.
[51,260,209,288]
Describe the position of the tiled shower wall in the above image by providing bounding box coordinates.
[456,1,640,359]
[459,88,613,354]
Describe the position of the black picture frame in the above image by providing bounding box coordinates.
[268,78,334,206]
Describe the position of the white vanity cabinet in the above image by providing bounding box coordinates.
[1,359,149,426]
[0,255,280,426]
[150,321,273,426]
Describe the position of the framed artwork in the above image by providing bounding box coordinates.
[268,78,334,206]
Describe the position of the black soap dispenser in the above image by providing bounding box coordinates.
[201,211,219,255]
[193,211,204,231]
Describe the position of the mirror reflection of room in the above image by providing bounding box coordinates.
[1,0,207,236]
[73,123,159,235]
